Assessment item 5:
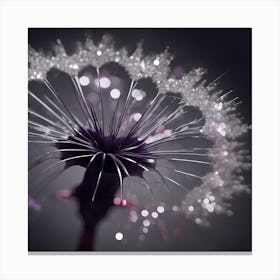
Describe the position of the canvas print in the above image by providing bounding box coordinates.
[28,28,251,251]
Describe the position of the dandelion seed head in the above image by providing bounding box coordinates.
[28,34,250,226]
[56,130,155,177]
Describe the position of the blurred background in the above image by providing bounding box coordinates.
[28,28,251,251]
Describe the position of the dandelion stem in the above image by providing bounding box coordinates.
[109,155,124,201]
[91,153,106,202]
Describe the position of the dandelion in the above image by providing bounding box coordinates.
[28,34,250,249]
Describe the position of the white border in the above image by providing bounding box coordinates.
[0,1,279,280]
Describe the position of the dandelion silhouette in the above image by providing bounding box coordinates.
[28,34,250,250]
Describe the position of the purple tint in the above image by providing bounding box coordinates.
[171,66,185,79]
[28,196,41,211]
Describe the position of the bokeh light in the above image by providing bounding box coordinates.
[157,206,165,214]
[79,75,90,86]
[151,212,158,219]
[141,209,149,217]
[132,89,145,101]
[132,113,142,122]
[115,232,124,241]
[143,219,150,227]
[110,88,121,99]
[94,77,111,88]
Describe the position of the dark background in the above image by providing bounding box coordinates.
[28,28,251,251]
